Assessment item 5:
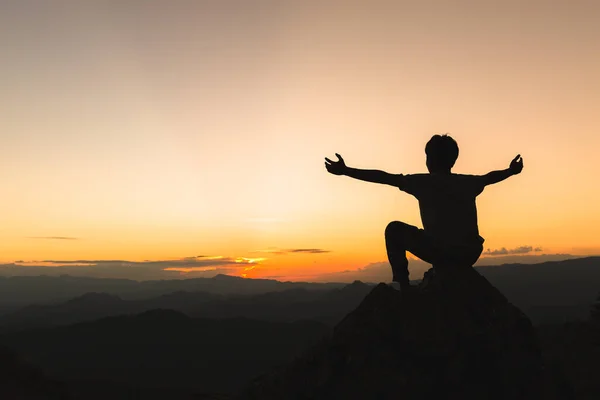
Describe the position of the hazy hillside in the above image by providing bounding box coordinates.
[0,310,330,398]
[0,257,598,327]
[477,256,600,323]
[0,274,346,315]
[0,281,373,332]
[0,279,598,399]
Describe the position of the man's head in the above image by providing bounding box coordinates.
[425,134,459,173]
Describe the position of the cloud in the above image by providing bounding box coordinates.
[38,256,263,269]
[252,248,331,255]
[41,260,124,265]
[27,236,79,240]
[483,246,539,256]
[3,256,266,280]
[287,249,330,254]
[163,267,218,273]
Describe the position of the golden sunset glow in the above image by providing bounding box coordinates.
[1,1,599,282]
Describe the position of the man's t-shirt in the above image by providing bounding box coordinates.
[398,173,485,247]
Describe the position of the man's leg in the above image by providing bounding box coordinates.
[385,221,438,287]
[442,242,484,269]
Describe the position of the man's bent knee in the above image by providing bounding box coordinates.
[385,221,413,239]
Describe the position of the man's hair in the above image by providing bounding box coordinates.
[425,134,459,170]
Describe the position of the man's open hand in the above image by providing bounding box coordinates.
[509,154,523,175]
[325,153,347,176]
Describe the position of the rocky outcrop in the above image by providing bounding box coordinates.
[237,266,571,400]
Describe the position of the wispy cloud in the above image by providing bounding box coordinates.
[483,245,541,256]
[5,256,267,280]
[38,256,264,269]
[252,248,331,255]
[288,248,330,254]
[235,257,266,264]
[27,236,79,241]
[163,267,218,273]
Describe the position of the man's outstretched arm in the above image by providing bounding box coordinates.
[482,154,523,186]
[325,153,403,187]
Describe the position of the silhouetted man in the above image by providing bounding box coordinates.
[325,134,523,291]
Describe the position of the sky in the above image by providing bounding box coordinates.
[1,0,599,282]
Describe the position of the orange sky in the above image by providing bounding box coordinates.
[1,1,599,282]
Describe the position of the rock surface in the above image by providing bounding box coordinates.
[236,266,571,400]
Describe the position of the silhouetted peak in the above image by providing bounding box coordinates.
[238,266,568,400]
[347,280,368,289]
[331,280,371,297]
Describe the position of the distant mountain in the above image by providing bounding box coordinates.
[476,256,600,323]
[0,257,598,325]
[0,293,135,331]
[1,265,598,399]
[0,311,330,398]
[0,281,374,332]
[0,274,346,315]
[188,280,374,325]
